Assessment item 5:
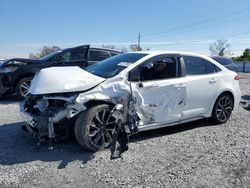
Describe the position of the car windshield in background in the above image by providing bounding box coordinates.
[86,53,148,78]
[212,57,234,65]
[39,51,61,61]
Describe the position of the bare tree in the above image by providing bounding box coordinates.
[29,46,61,59]
[130,44,142,51]
[209,39,231,56]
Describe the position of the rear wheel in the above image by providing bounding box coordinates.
[74,104,118,151]
[16,77,33,99]
[211,93,234,124]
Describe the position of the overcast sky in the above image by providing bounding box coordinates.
[0,0,250,59]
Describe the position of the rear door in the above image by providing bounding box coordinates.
[182,56,221,118]
[55,45,89,68]
[129,55,187,125]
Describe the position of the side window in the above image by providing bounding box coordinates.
[60,48,86,62]
[204,60,218,74]
[184,56,206,75]
[129,57,177,81]
[88,50,110,61]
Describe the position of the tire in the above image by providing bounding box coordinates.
[210,93,234,124]
[15,77,33,99]
[74,104,118,151]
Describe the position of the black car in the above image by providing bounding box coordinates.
[211,56,238,72]
[0,45,121,99]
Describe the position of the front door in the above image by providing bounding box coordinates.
[129,55,187,125]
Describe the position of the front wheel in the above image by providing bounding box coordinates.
[74,104,118,151]
[211,94,234,124]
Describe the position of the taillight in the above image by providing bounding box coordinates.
[234,75,240,80]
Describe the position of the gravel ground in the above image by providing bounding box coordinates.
[0,73,249,188]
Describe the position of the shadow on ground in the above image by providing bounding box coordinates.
[0,119,214,169]
[0,96,21,104]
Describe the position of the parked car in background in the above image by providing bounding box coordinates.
[0,59,6,64]
[0,45,121,99]
[211,56,238,72]
[20,51,241,151]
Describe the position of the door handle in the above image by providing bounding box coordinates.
[147,84,158,89]
[174,83,186,88]
[209,78,217,84]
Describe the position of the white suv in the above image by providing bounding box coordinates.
[20,51,241,151]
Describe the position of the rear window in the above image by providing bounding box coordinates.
[211,57,233,65]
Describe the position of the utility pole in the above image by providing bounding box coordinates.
[138,32,141,49]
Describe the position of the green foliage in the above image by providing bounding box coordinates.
[29,46,61,59]
[232,48,250,61]
[209,39,231,56]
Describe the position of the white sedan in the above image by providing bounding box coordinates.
[20,51,241,151]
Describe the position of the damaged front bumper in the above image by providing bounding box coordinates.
[20,94,86,140]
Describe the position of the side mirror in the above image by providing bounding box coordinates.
[128,67,142,82]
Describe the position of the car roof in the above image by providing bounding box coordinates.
[89,47,121,53]
[61,45,121,53]
[119,50,228,73]
[128,50,211,59]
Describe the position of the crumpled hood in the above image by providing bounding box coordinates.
[29,67,105,95]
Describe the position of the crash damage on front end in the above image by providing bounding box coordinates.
[20,66,139,158]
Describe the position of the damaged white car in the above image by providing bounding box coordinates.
[20,51,241,152]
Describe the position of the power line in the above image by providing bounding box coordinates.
[141,6,250,39]
[117,6,250,43]
[143,15,250,41]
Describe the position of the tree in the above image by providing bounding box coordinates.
[232,48,250,61]
[130,44,142,51]
[209,39,231,56]
[29,46,61,59]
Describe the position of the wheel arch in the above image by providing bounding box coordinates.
[84,100,116,110]
[13,73,35,92]
[216,90,235,108]
[209,90,235,117]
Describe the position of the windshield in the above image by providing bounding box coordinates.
[86,53,147,78]
[39,51,61,61]
[212,57,234,65]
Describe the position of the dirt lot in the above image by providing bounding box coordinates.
[0,73,249,188]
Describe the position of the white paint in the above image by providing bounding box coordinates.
[23,51,242,131]
[29,66,105,95]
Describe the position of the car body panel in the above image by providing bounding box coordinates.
[182,72,222,118]
[29,67,105,95]
[131,77,186,125]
